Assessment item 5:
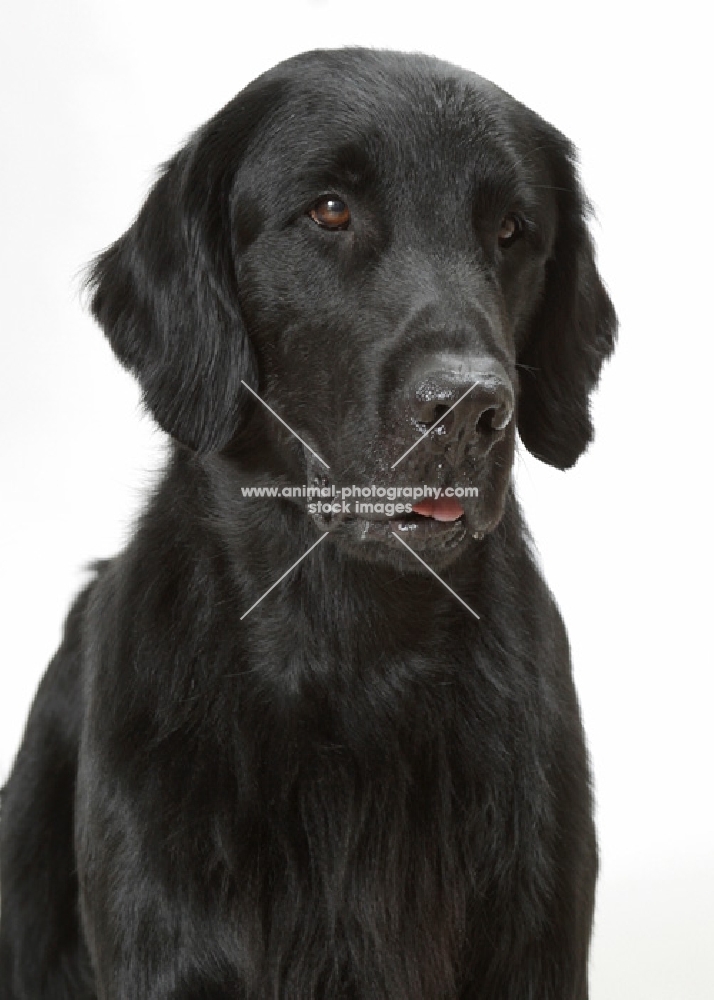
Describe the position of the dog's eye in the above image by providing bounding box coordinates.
[309,197,351,231]
[498,213,524,249]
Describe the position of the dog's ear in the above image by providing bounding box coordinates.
[517,133,617,470]
[86,91,276,453]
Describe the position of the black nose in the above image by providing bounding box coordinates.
[409,360,514,458]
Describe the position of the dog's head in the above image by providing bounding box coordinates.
[88,49,616,567]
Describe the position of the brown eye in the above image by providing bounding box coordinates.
[309,196,351,230]
[498,213,524,248]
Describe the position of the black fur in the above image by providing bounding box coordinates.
[0,48,616,999]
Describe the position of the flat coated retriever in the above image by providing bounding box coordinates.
[0,48,616,1000]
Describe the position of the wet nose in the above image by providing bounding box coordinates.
[409,360,514,456]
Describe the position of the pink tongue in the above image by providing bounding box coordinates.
[412,497,464,522]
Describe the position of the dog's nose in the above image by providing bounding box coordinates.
[409,360,514,456]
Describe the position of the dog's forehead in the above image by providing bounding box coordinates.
[257,50,516,150]
[223,48,538,187]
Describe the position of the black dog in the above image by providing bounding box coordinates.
[0,48,616,999]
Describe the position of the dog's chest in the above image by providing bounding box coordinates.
[226,656,554,998]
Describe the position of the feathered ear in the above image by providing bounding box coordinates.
[517,135,617,470]
[85,99,269,453]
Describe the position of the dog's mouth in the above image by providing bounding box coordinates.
[313,496,485,553]
[303,457,492,557]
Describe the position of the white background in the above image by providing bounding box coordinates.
[1,2,712,996]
